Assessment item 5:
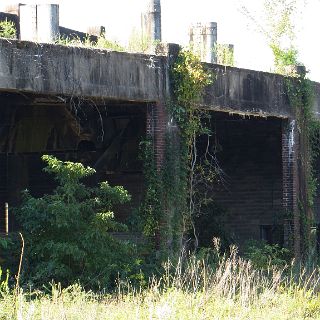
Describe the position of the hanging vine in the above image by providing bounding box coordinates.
[139,49,214,255]
[169,49,213,250]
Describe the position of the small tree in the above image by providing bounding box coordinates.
[17,155,135,288]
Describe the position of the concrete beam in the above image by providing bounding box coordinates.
[0,39,319,119]
[0,39,168,102]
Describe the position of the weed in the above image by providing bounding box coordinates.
[0,19,16,39]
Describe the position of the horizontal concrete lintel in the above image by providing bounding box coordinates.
[200,104,289,119]
[0,39,168,103]
[0,38,319,119]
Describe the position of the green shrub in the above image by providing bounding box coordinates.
[244,240,292,269]
[0,19,16,39]
[16,155,138,289]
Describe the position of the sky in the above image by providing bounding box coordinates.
[1,0,319,82]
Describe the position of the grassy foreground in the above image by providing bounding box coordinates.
[1,247,320,320]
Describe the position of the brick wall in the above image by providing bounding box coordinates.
[206,113,283,248]
[146,102,167,170]
[281,120,299,253]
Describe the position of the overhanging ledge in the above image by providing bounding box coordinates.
[0,39,168,102]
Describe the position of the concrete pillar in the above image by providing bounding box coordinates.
[19,4,37,41]
[19,3,59,43]
[189,22,217,63]
[36,4,59,43]
[141,0,162,42]
[282,119,300,260]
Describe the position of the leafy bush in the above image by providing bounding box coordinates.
[244,240,292,269]
[0,235,20,279]
[0,19,16,39]
[16,155,138,289]
[194,203,232,251]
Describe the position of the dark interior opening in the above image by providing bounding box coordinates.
[0,91,148,231]
[195,111,283,249]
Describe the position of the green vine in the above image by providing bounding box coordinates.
[260,0,320,258]
[139,49,213,256]
[170,49,212,139]
[139,138,163,238]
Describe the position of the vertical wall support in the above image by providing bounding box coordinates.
[19,4,59,43]
[146,102,166,171]
[145,102,166,251]
[189,22,217,63]
[19,4,37,41]
[36,4,59,43]
[141,0,162,42]
[282,119,300,260]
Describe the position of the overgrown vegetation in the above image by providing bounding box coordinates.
[214,43,235,66]
[244,240,292,270]
[2,247,320,319]
[127,28,160,53]
[242,0,320,259]
[264,0,299,75]
[262,0,320,258]
[56,33,125,52]
[56,30,160,53]
[138,48,219,257]
[15,155,140,288]
[0,19,16,39]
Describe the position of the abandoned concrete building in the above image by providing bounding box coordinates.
[0,2,320,259]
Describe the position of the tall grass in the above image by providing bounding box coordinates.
[2,244,320,319]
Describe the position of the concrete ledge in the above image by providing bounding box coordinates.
[0,39,168,102]
[0,38,319,119]
[203,65,293,118]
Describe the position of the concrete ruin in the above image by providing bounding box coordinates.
[189,22,217,63]
[0,2,320,258]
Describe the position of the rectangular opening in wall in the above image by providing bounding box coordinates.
[195,111,284,249]
[260,225,272,244]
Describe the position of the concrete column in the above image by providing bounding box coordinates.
[189,22,217,63]
[19,4,37,41]
[141,0,161,42]
[36,4,59,43]
[282,119,300,259]
[19,4,59,43]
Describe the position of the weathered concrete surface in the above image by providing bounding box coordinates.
[0,39,320,118]
[0,39,168,103]
[203,65,292,118]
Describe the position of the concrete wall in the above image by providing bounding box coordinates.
[203,65,294,118]
[0,39,168,103]
[1,39,320,119]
